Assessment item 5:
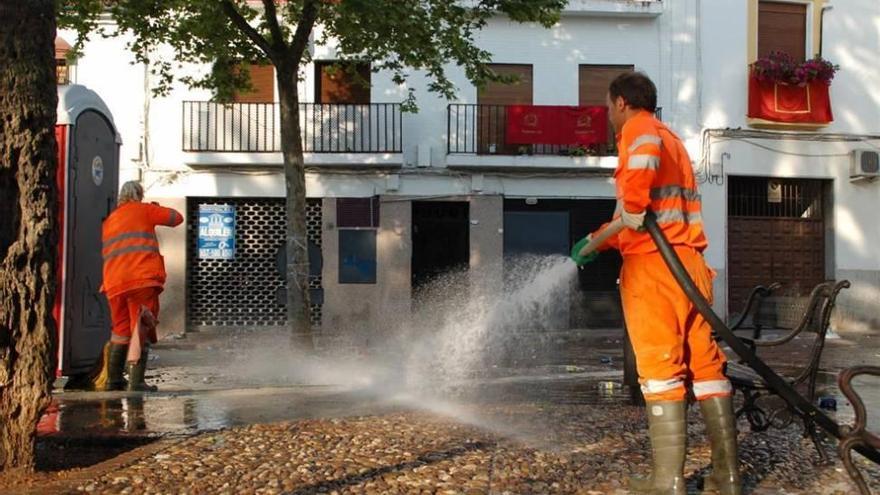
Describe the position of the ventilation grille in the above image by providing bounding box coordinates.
[187,197,323,329]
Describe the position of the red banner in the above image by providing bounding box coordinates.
[747,76,833,124]
[506,105,608,146]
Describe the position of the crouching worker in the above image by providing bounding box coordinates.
[100,180,182,391]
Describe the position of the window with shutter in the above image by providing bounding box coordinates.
[315,61,371,104]
[477,64,533,154]
[336,197,379,284]
[336,197,379,228]
[758,1,808,61]
[232,63,275,103]
[578,64,634,155]
[55,36,72,84]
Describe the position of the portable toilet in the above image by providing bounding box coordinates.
[54,84,121,377]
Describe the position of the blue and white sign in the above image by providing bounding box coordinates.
[198,204,236,259]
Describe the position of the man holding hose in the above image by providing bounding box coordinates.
[572,72,740,495]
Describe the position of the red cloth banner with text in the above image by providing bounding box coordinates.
[747,76,833,124]
[506,105,608,146]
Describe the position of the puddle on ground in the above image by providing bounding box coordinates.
[38,370,636,439]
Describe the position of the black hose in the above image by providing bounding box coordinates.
[643,211,880,465]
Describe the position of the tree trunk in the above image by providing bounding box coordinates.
[276,62,314,350]
[0,0,58,471]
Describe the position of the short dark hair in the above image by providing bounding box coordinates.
[608,72,657,112]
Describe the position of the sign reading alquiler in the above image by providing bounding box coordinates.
[198,204,236,259]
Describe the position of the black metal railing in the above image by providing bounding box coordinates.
[447,103,662,156]
[182,101,402,153]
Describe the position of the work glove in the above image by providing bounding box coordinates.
[570,235,599,267]
[621,208,646,230]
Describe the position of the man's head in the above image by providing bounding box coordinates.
[606,72,657,133]
[118,181,144,204]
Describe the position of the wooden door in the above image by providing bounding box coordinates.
[727,177,826,316]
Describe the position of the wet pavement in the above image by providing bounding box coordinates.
[8,328,880,494]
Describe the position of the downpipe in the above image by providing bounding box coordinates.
[643,210,880,465]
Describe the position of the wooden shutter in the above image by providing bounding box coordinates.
[316,62,371,104]
[478,64,533,105]
[578,65,634,153]
[233,63,275,103]
[476,64,533,154]
[758,1,807,61]
[578,65,634,106]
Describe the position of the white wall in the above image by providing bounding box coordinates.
[697,0,880,321]
[64,9,693,200]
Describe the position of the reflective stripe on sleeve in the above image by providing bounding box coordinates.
[627,154,660,170]
[627,134,662,153]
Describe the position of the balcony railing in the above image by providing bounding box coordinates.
[447,104,662,157]
[182,101,402,153]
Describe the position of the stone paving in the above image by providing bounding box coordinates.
[64,403,879,494]
[3,328,880,494]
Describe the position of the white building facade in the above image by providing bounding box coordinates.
[58,0,880,339]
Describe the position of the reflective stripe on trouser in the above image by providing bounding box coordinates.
[621,246,730,402]
[109,286,161,345]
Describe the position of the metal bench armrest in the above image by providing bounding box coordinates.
[729,283,782,331]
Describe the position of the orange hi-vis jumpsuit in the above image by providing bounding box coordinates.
[101,202,183,345]
[592,110,731,402]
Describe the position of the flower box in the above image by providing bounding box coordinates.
[747,52,837,126]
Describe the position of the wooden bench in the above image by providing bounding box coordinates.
[723,280,850,462]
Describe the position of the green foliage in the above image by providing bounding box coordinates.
[56,0,565,107]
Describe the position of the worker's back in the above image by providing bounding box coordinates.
[101,201,182,298]
[614,111,707,255]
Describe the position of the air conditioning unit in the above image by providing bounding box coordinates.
[850,149,880,180]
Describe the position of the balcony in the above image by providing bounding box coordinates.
[446,104,663,170]
[446,104,620,170]
[181,101,403,167]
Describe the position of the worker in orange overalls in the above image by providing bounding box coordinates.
[572,73,740,495]
[101,181,182,391]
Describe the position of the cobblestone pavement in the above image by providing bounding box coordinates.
[63,404,879,494]
[4,329,879,494]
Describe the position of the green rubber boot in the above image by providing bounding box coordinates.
[105,343,129,391]
[628,400,687,495]
[700,396,742,495]
[126,348,158,392]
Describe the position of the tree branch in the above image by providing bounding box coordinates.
[220,0,275,60]
[290,0,319,64]
[261,0,286,51]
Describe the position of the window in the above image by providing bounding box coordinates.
[478,64,533,106]
[233,63,275,103]
[55,36,72,85]
[56,60,70,85]
[477,64,533,154]
[758,1,808,60]
[578,64,634,155]
[337,197,379,284]
[315,61,371,104]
